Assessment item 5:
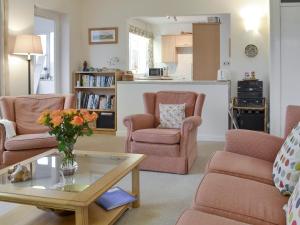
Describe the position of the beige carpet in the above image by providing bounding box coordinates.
[0,135,224,225]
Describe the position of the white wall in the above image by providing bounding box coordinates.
[7,0,34,96]
[7,0,82,95]
[81,0,270,97]
[270,0,300,136]
[7,0,270,98]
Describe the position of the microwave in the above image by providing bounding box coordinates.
[149,68,163,76]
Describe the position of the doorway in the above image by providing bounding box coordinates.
[33,16,55,94]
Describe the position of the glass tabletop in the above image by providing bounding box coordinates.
[0,152,127,193]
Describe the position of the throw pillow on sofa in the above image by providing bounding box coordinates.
[159,104,185,129]
[273,122,300,195]
[286,177,300,225]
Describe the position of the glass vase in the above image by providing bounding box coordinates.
[60,143,78,176]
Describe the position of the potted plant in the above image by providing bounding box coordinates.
[37,109,98,175]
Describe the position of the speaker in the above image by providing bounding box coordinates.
[234,109,264,131]
[97,112,115,129]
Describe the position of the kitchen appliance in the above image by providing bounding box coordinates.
[237,79,263,107]
[149,67,168,77]
[217,69,231,81]
[234,109,265,131]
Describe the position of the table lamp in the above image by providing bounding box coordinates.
[13,35,43,94]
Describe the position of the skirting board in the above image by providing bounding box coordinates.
[116,131,225,142]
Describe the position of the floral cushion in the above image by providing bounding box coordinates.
[286,178,300,225]
[273,122,300,195]
[159,104,185,129]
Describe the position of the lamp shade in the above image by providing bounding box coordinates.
[13,35,43,55]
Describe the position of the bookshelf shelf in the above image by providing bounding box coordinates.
[73,71,122,134]
[74,86,116,90]
[81,109,115,112]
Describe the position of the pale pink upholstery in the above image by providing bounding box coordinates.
[285,105,300,138]
[131,142,179,157]
[175,105,300,225]
[132,128,180,144]
[193,173,288,225]
[224,129,284,162]
[206,151,273,185]
[0,94,75,166]
[15,96,65,134]
[124,91,205,174]
[176,210,250,225]
[5,133,57,151]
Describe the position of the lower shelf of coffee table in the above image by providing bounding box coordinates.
[89,203,129,225]
[0,203,129,225]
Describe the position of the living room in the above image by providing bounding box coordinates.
[0,0,299,225]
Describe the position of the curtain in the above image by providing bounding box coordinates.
[129,25,154,68]
[0,0,8,96]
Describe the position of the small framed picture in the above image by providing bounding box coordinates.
[88,27,118,44]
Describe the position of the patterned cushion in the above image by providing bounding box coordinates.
[159,104,185,129]
[273,122,300,195]
[286,178,300,225]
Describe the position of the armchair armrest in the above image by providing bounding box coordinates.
[0,124,6,164]
[181,116,202,134]
[225,129,285,162]
[123,114,155,132]
[179,116,202,158]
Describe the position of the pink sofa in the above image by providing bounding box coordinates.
[123,91,206,174]
[175,105,300,225]
[0,94,75,166]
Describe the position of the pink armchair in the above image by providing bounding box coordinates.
[123,91,206,174]
[0,94,75,166]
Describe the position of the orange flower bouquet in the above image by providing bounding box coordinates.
[37,109,98,175]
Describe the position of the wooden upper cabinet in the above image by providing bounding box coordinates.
[176,34,193,47]
[193,23,220,81]
[161,35,177,63]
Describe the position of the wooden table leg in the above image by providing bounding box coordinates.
[75,207,88,225]
[132,166,140,208]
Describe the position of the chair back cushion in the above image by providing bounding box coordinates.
[0,96,16,122]
[285,105,300,138]
[15,96,64,135]
[153,91,197,126]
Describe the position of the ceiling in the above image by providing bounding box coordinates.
[136,15,221,25]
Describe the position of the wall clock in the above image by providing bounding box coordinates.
[245,44,258,57]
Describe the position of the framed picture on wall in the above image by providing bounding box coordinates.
[88,27,118,44]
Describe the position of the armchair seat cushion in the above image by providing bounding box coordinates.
[176,210,249,225]
[206,151,274,185]
[193,173,288,225]
[132,128,180,144]
[131,142,179,157]
[5,133,57,151]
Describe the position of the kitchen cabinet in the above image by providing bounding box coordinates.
[161,35,177,63]
[176,34,193,47]
[193,23,220,80]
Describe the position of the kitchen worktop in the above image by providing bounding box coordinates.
[118,80,230,85]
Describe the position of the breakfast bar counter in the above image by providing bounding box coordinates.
[116,80,231,141]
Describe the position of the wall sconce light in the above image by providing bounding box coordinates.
[240,6,264,33]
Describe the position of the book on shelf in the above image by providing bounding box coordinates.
[79,74,115,87]
[76,91,115,110]
[95,187,136,211]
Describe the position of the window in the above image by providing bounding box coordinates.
[129,32,150,75]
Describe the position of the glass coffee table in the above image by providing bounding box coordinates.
[0,149,146,225]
